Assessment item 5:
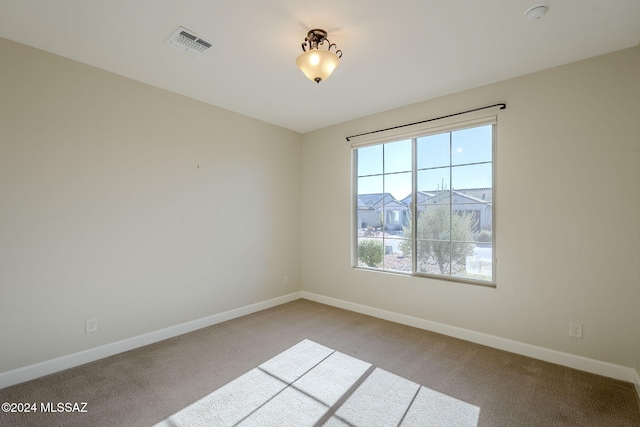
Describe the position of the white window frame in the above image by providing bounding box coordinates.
[351,114,497,287]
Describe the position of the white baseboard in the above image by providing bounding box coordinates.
[301,291,639,388]
[0,292,302,390]
[4,290,639,401]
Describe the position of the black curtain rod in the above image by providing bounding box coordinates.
[345,102,506,142]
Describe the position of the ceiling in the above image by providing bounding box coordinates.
[1,1,639,134]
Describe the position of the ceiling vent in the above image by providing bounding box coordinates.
[165,26,212,56]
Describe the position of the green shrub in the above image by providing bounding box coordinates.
[358,239,384,267]
[401,205,476,274]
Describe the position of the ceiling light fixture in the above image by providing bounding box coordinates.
[524,3,550,21]
[296,29,342,84]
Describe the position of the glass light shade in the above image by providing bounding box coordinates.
[296,49,340,83]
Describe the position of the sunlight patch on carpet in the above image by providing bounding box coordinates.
[155,339,480,427]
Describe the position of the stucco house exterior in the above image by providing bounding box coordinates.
[358,188,492,234]
[402,189,492,232]
[356,193,409,232]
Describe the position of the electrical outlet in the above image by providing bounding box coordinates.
[85,318,98,334]
[283,276,289,287]
[569,322,583,339]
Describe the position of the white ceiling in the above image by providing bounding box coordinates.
[1,1,639,133]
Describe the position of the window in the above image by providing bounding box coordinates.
[353,117,495,285]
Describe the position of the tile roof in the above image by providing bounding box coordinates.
[386,188,492,206]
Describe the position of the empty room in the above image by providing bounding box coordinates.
[1,1,639,426]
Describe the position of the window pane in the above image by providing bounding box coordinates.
[356,238,384,268]
[451,210,478,243]
[357,145,383,176]
[452,208,481,233]
[452,203,491,234]
[416,206,450,240]
[417,168,450,202]
[384,139,412,173]
[417,133,449,169]
[457,244,493,282]
[416,240,450,275]
[451,125,492,166]
[383,237,412,273]
[381,205,408,234]
[384,171,411,202]
[451,163,492,191]
[357,175,383,199]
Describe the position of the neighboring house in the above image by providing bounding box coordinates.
[401,188,493,232]
[452,188,492,232]
[358,189,492,233]
[357,193,409,231]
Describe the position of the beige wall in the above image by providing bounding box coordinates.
[0,38,302,373]
[2,35,638,378]
[302,47,640,368]
[637,42,640,381]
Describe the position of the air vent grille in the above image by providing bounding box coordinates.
[166,26,212,56]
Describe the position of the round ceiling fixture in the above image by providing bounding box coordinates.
[296,29,342,84]
[524,3,550,21]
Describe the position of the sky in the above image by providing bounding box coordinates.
[357,125,493,200]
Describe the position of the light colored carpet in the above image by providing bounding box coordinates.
[1,299,639,426]
[156,339,479,427]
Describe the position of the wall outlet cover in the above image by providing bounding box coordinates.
[86,318,98,334]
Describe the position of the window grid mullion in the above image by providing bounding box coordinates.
[411,137,417,274]
[448,131,453,276]
[381,146,385,269]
